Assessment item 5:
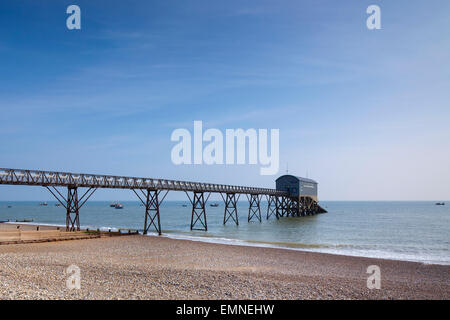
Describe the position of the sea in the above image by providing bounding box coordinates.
[0,201,449,265]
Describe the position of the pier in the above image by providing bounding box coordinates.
[0,168,326,235]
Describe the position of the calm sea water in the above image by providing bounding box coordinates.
[0,201,449,265]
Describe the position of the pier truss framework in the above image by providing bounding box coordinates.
[0,168,325,234]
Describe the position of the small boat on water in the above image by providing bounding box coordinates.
[210,203,219,207]
[435,202,445,206]
[182,204,187,207]
[7,205,12,208]
[114,203,124,209]
[110,202,118,207]
[39,202,48,206]
[55,203,61,207]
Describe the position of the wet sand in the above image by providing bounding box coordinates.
[0,229,448,299]
[0,222,65,232]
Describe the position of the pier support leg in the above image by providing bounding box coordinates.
[300,196,307,216]
[66,187,80,232]
[221,193,239,226]
[280,196,288,217]
[272,196,317,218]
[285,197,292,217]
[302,197,307,216]
[266,195,277,220]
[275,196,281,219]
[299,197,305,216]
[299,196,316,216]
[45,185,96,232]
[307,197,315,215]
[284,197,292,217]
[133,189,167,235]
[312,201,319,215]
[144,190,162,235]
[187,192,209,231]
[288,198,299,217]
[295,198,300,216]
[247,194,261,222]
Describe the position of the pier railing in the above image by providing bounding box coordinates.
[0,168,286,196]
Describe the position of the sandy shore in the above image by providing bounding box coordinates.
[0,222,66,232]
[0,225,449,300]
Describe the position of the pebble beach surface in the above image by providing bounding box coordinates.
[0,234,449,300]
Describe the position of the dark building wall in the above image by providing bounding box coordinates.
[276,175,318,199]
[276,175,300,197]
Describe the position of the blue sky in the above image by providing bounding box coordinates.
[0,0,449,201]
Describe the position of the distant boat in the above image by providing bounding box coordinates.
[115,203,124,209]
[7,205,12,208]
[55,203,61,207]
[39,202,47,206]
[435,202,445,206]
[16,219,33,222]
[210,203,219,207]
[182,204,187,207]
[110,202,118,207]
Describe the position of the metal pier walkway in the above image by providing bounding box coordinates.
[0,168,323,235]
